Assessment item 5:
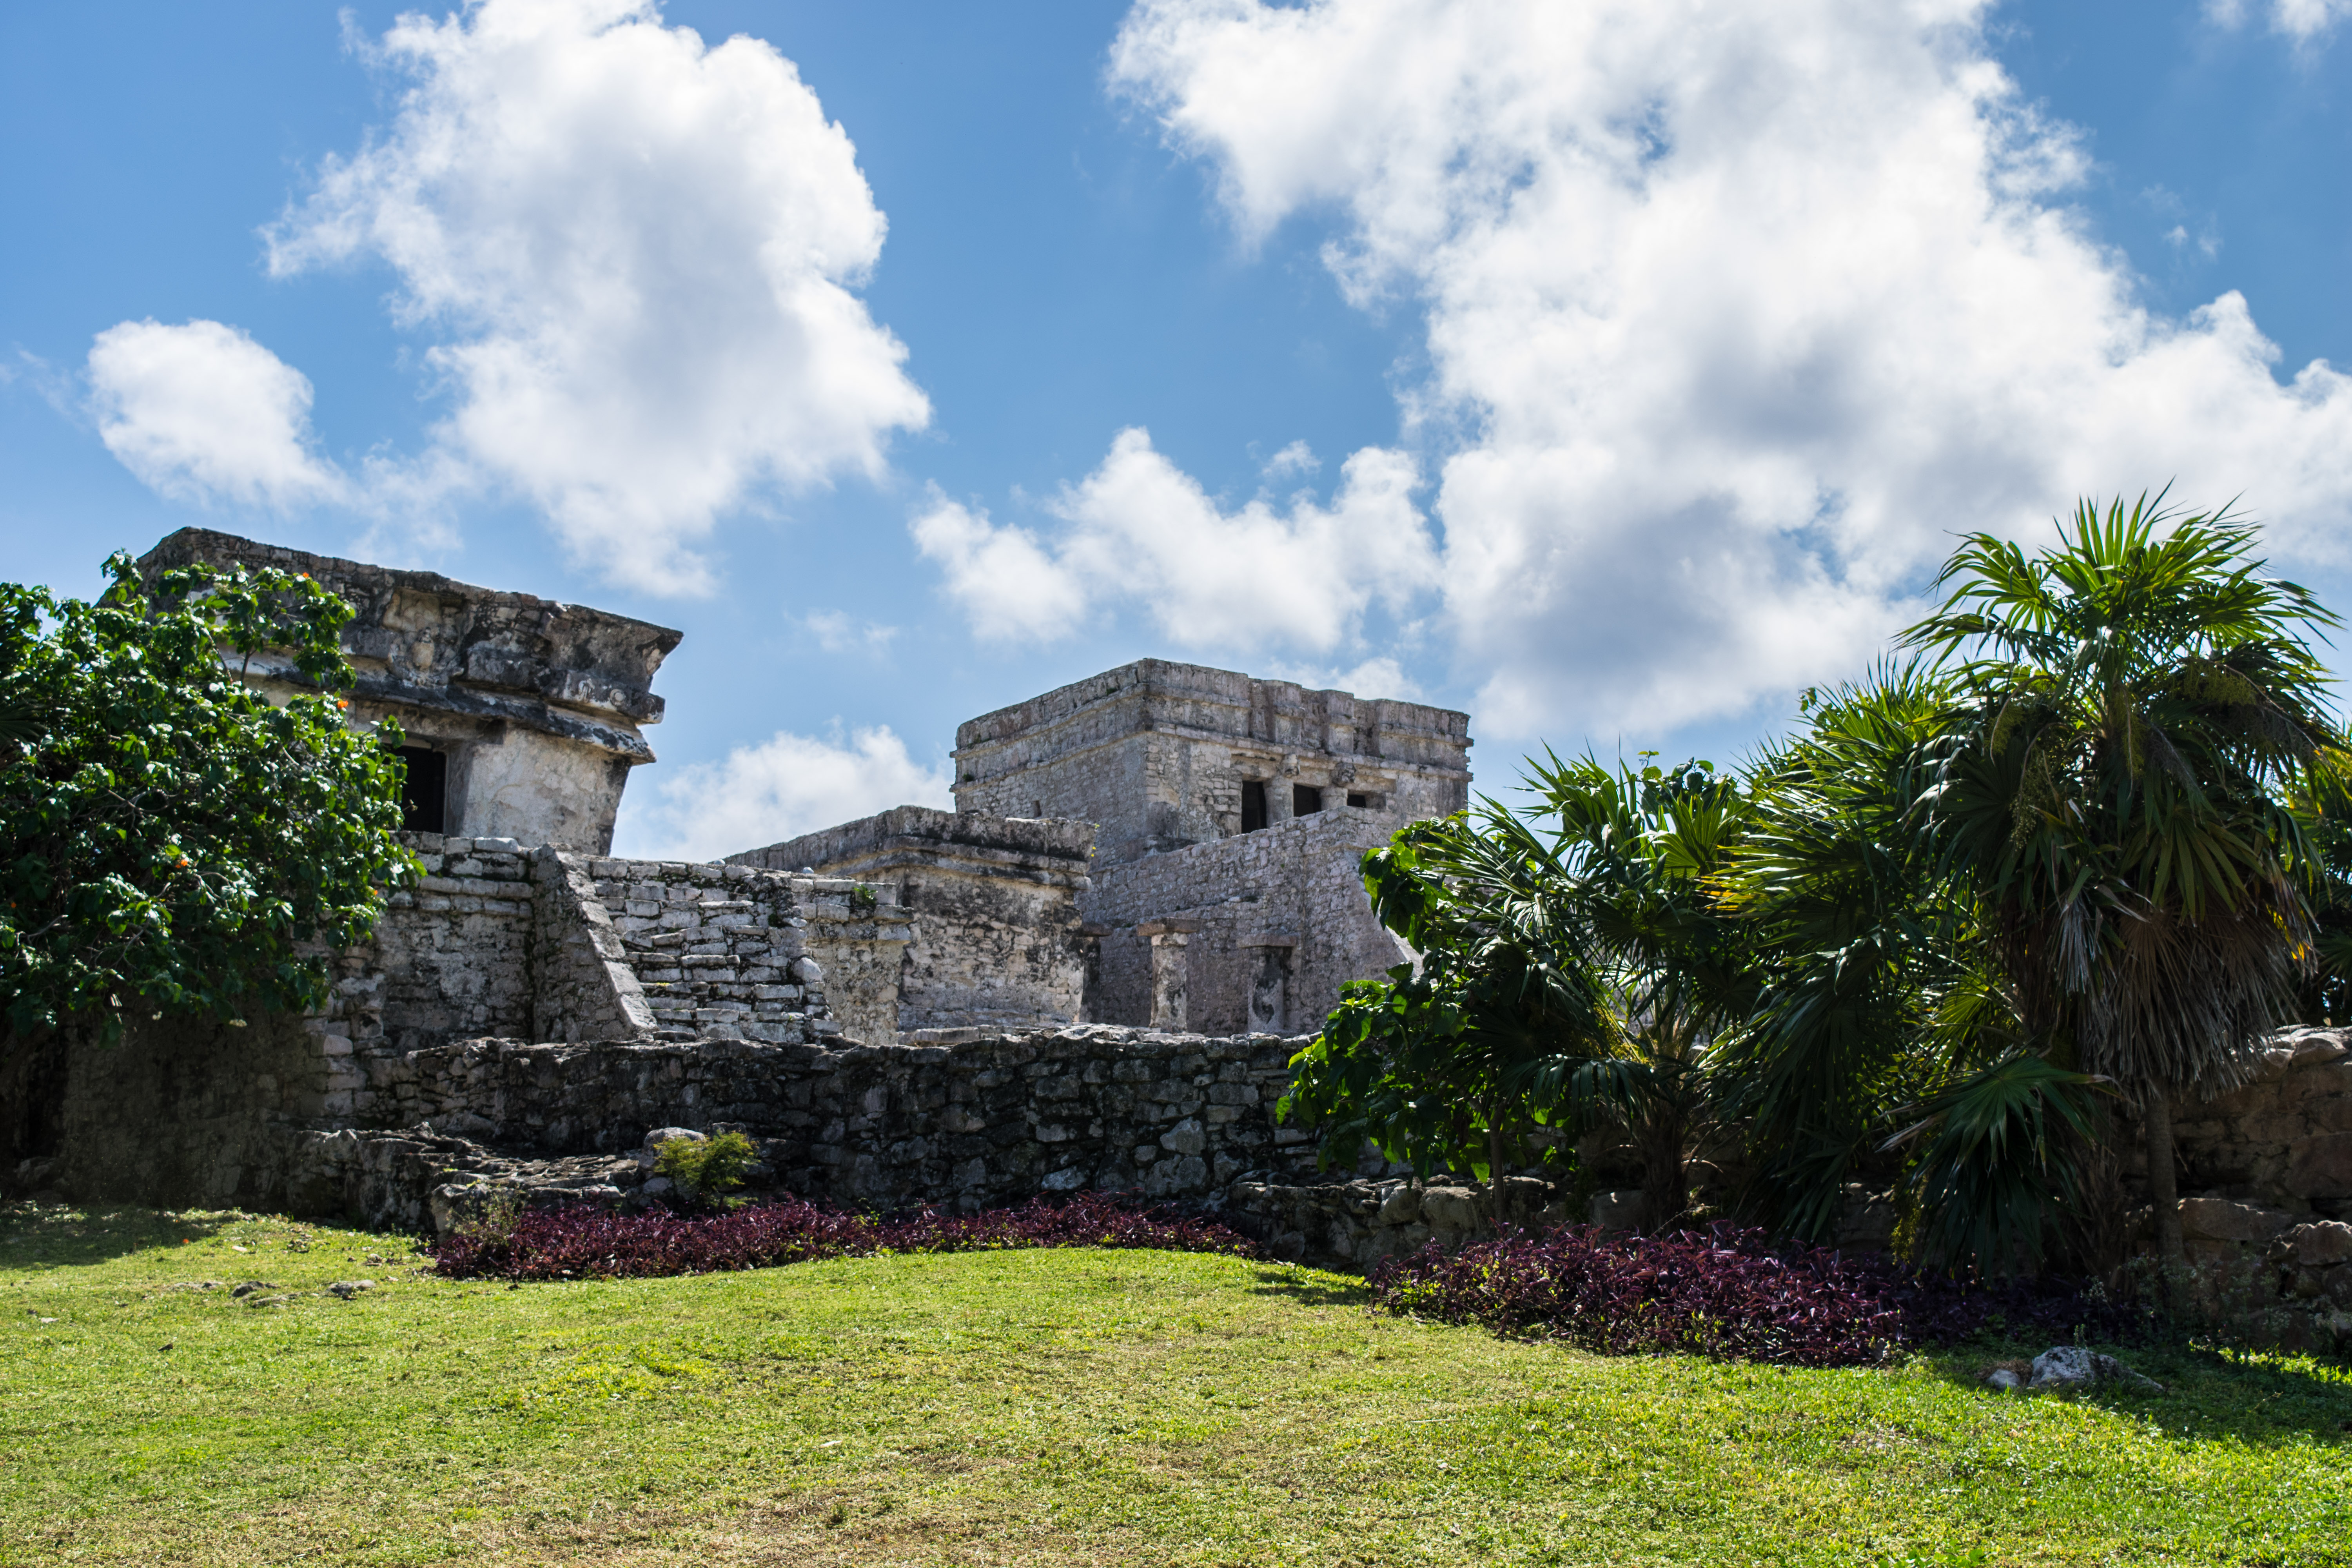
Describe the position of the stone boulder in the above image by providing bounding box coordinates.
[2286,1132,2352,1201]
[2271,1220,2352,1268]
[2027,1346,2165,1395]
[2177,1197,2301,1245]
[1419,1185,1486,1232]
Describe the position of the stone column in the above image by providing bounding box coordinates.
[1244,938,1296,1034]
[1139,919,1198,1031]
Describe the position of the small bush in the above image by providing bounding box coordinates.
[432,1191,1261,1282]
[449,1186,524,1246]
[653,1131,757,1207]
[1370,1222,2146,1366]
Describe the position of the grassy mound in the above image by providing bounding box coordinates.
[4,1200,2348,1565]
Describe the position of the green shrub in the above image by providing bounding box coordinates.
[450,1186,524,1245]
[655,1132,758,1207]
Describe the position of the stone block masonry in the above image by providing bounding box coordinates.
[1081,809,1410,1035]
[161,1027,1336,1231]
[951,659,1471,867]
[138,528,681,854]
[358,1028,1319,1214]
[2162,1029,2352,1218]
[580,856,910,1047]
[729,808,1092,1036]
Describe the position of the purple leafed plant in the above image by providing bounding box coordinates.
[1369,1223,2141,1366]
[432,1190,1261,1282]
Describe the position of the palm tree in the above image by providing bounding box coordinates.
[1901,495,2347,1269]
[1713,668,2019,1253]
[1523,754,1752,1231]
[1283,807,1625,1228]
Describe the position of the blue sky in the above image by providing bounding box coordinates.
[5,0,2352,857]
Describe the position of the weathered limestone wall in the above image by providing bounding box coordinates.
[729,808,1093,1035]
[2161,1029,2352,1220]
[58,1012,339,1211]
[139,528,679,854]
[579,858,885,1045]
[952,659,1471,867]
[1080,809,1410,1035]
[530,851,659,1044]
[443,729,635,857]
[352,1028,1323,1218]
[322,833,543,1069]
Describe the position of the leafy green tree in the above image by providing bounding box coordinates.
[0,552,413,1048]
[1900,496,2348,1269]
[1285,756,1748,1232]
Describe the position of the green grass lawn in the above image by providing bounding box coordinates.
[2,1201,2348,1566]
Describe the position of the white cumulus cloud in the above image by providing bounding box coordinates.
[265,0,928,594]
[1111,0,2352,743]
[913,426,1436,653]
[85,319,348,510]
[2208,0,2352,42]
[909,488,1094,643]
[1260,653,1425,702]
[615,724,952,862]
[797,608,898,654]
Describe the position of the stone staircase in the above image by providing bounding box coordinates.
[589,865,840,1044]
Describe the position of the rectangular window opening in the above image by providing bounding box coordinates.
[1240,779,1268,833]
[1292,784,1324,817]
[1346,792,1372,809]
[396,746,448,834]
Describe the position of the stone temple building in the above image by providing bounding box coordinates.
[140,529,680,855]
[12,528,1485,1235]
[132,529,1473,1050]
[735,661,1472,1039]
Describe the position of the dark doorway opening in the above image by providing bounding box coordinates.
[1292,784,1324,817]
[1240,780,1268,833]
[396,746,448,834]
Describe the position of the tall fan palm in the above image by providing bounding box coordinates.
[1902,495,2347,1268]
[1715,668,1998,1249]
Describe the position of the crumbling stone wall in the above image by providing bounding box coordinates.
[729,808,1093,1034]
[335,1027,1324,1223]
[581,858,889,1045]
[2160,1029,2352,1220]
[58,1011,336,1210]
[530,851,659,1044]
[1081,809,1409,1034]
[318,833,543,1071]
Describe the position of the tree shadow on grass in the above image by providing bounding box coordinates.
[1918,1337,2352,1445]
[0,1199,248,1269]
[1243,1263,1375,1309]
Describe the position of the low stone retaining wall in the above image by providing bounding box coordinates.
[242,1028,1334,1229]
[2164,1029,2352,1216]
[1223,1176,1572,1269]
[46,1013,2352,1305]
[368,1027,1318,1201]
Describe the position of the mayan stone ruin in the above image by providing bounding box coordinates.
[25,530,1478,1257]
[17,529,2352,1292]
